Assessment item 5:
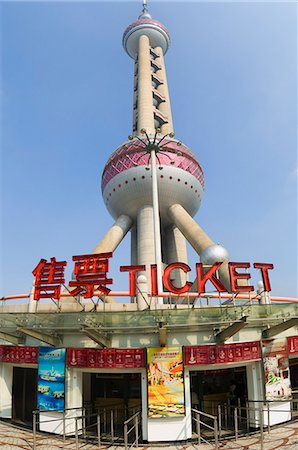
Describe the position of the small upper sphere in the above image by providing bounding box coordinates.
[201,245,229,265]
[123,10,170,59]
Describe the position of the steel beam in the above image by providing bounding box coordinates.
[0,332,23,345]
[215,317,247,344]
[262,318,298,339]
[82,328,110,348]
[18,328,61,347]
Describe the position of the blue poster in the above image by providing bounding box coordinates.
[38,347,66,411]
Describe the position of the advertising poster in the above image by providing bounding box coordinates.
[38,347,66,411]
[262,339,292,401]
[147,346,185,418]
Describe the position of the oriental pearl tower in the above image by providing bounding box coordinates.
[93,1,230,307]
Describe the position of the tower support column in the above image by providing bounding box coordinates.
[154,46,174,134]
[137,205,156,303]
[93,214,132,254]
[165,225,188,287]
[137,35,155,134]
[168,204,231,291]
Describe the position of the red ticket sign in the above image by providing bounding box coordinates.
[288,336,298,355]
[67,348,145,368]
[184,341,261,365]
[0,345,38,364]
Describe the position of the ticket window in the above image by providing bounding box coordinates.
[190,367,247,414]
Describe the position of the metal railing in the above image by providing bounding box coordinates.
[31,398,298,449]
[32,405,141,449]
[215,398,298,449]
[124,410,141,450]
[191,408,219,449]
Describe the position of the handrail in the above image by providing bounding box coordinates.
[124,410,141,450]
[191,408,219,449]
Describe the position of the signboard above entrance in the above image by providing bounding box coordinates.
[67,347,145,368]
[184,341,261,365]
[0,345,38,364]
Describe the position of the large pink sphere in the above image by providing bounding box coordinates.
[102,137,204,225]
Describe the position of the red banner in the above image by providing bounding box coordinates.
[67,348,145,368]
[288,336,298,355]
[0,345,38,364]
[184,341,261,365]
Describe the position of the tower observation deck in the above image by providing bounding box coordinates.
[97,1,231,306]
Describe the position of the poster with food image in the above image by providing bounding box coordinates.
[147,346,185,418]
[262,339,292,401]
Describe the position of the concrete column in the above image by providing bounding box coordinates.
[92,214,132,254]
[65,368,83,434]
[168,204,213,254]
[168,204,231,291]
[137,205,155,296]
[131,226,138,304]
[154,46,174,134]
[137,35,155,134]
[28,284,37,313]
[246,362,264,428]
[165,225,188,287]
[0,364,13,418]
[131,226,138,266]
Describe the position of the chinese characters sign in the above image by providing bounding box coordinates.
[67,348,145,368]
[38,348,66,411]
[0,346,38,364]
[147,347,185,418]
[262,339,292,401]
[32,254,274,299]
[184,341,261,365]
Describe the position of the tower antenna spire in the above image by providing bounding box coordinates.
[142,0,148,13]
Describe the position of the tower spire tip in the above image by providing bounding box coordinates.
[139,0,151,19]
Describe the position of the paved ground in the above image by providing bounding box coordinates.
[0,420,298,449]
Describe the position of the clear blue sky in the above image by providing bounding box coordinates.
[1,0,297,299]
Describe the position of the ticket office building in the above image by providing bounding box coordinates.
[0,303,298,442]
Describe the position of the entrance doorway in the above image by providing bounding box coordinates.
[83,372,141,435]
[190,366,247,414]
[12,367,38,426]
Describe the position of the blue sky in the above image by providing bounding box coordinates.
[1,0,297,299]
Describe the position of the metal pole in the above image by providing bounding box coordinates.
[259,404,264,450]
[83,410,86,439]
[267,402,270,433]
[214,418,219,450]
[97,413,101,448]
[104,408,106,433]
[234,407,238,441]
[246,401,249,433]
[151,149,163,303]
[196,412,201,444]
[75,417,79,450]
[33,412,36,450]
[218,404,222,438]
[224,404,228,428]
[135,413,139,448]
[111,409,114,442]
[124,422,128,450]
